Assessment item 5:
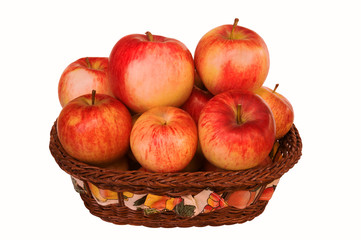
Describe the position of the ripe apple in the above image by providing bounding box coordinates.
[57,90,132,166]
[198,90,275,170]
[181,85,213,125]
[109,32,194,113]
[203,155,272,171]
[130,106,198,172]
[58,57,113,107]
[194,18,270,95]
[254,84,294,139]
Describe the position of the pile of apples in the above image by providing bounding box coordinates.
[56,18,294,173]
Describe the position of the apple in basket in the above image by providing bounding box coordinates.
[130,106,198,172]
[181,85,213,125]
[194,18,270,95]
[109,31,194,113]
[198,90,275,170]
[58,57,113,107]
[254,84,294,139]
[57,90,132,166]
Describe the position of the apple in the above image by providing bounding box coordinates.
[130,106,198,172]
[57,90,132,166]
[181,85,213,125]
[109,32,194,113]
[58,57,113,107]
[198,90,275,170]
[194,18,270,95]
[203,155,272,171]
[254,84,294,139]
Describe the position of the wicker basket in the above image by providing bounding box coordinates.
[49,120,302,227]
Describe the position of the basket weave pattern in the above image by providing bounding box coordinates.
[49,121,302,227]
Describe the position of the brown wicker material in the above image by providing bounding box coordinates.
[49,120,302,227]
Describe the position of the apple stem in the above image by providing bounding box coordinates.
[85,57,91,68]
[237,104,242,125]
[92,90,96,105]
[230,18,239,40]
[273,84,279,93]
[145,31,154,42]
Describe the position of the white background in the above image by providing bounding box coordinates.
[1,0,360,239]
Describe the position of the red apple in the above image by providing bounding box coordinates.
[254,84,294,139]
[194,18,270,95]
[109,32,194,113]
[57,91,132,166]
[198,90,275,170]
[203,155,272,171]
[181,85,213,125]
[130,106,198,172]
[58,57,113,107]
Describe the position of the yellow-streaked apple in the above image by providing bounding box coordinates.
[130,106,198,172]
[181,85,213,125]
[57,90,132,166]
[58,57,113,107]
[254,84,294,139]
[198,90,275,170]
[194,18,269,95]
[109,32,194,113]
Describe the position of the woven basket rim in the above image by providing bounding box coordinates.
[49,120,302,195]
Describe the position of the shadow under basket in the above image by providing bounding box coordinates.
[49,121,302,228]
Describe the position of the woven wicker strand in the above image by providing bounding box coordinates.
[49,120,302,227]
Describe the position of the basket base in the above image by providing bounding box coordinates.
[80,193,269,227]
